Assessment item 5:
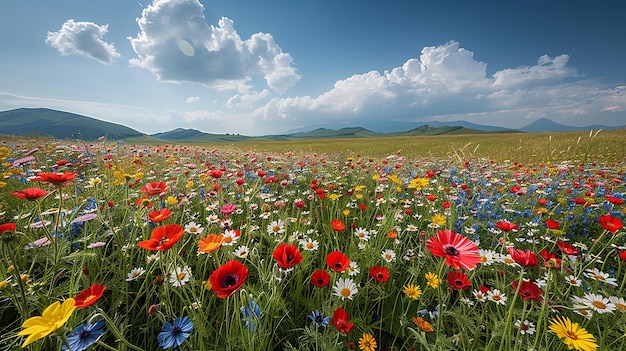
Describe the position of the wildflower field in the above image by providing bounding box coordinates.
[0,130,625,350]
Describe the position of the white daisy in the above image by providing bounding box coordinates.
[381,249,396,263]
[354,227,370,241]
[221,229,240,246]
[233,245,250,258]
[126,267,146,281]
[347,261,360,276]
[169,265,192,288]
[487,289,507,305]
[184,221,204,235]
[267,219,286,235]
[299,238,319,251]
[514,320,536,335]
[580,293,616,314]
[584,268,618,286]
[332,278,358,300]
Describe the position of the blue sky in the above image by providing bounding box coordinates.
[1,0,625,135]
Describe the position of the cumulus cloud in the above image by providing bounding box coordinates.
[226,89,270,109]
[46,19,121,65]
[246,40,625,133]
[128,0,300,93]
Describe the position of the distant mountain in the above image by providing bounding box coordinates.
[151,128,251,142]
[0,108,144,140]
[520,118,622,133]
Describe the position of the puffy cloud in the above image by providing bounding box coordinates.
[246,40,625,133]
[128,0,300,92]
[185,96,200,103]
[226,89,270,109]
[46,19,121,65]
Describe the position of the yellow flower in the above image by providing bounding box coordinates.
[0,280,9,290]
[18,298,76,348]
[412,316,434,332]
[549,315,598,351]
[408,177,429,190]
[0,181,6,189]
[186,180,194,189]
[388,174,401,184]
[329,193,342,201]
[403,283,422,300]
[165,196,179,205]
[358,333,377,351]
[431,213,447,227]
[343,209,350,216]
[425,272,440,289]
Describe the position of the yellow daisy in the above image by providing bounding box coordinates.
[549,315,598,351]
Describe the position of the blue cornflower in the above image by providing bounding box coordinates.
[241,300,262,331]
[157,316,194,349]
[308,310,331,327]
[62,319,105,351]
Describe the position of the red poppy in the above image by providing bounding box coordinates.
[74,283,107,308]
[32,171,78,186]
[599,215,623,233]
[507,247,539,267]
[310,269,330,288]
[544,219,560,229]
[446,271,471,290]
[209,260,248,298]
[556,240,578,255]
[330,219,346,232]
[148,208,173,222]
[539,250,561,269]
[606,195,625,205]
[315,188,326,199]
[619,250,626,262]
[425,230,480,270]
[369,265,389,283]
[272,244,303,269]
[326,251,350,272]
[141,181,169,195]
[330,307,354,334]
[137,224,184,251]
[511,279,543,303]
[10,188,50,200]
[0,223,16,234]
[494,220,520,232]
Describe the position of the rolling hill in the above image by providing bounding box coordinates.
[0,108,144,140]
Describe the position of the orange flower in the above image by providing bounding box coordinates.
[138,224,184,251]
[198,234,224,254]
[412,316,434,332]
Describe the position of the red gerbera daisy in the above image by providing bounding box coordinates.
[32,171,78,186]
[272,243,303,269]
[369,265,390,283]
[137,224,184,251]
[10,188,50,200]
[74,283,107,308]
[507,247,539,267]
[326,251,350,272]
[599,215,623,233]
[209,260,248,298]
[310,269,330,288]
[425,230,480,270]
[330,219,346,232]
[330,307,354,334]
[446,271,472,290]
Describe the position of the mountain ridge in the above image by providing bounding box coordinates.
[1,107,623,141]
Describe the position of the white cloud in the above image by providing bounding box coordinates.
[128,0,300,93]
[185,96,200,103]
[46,19,121,65]
[246,40,626,132]
[226,90,270,109]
